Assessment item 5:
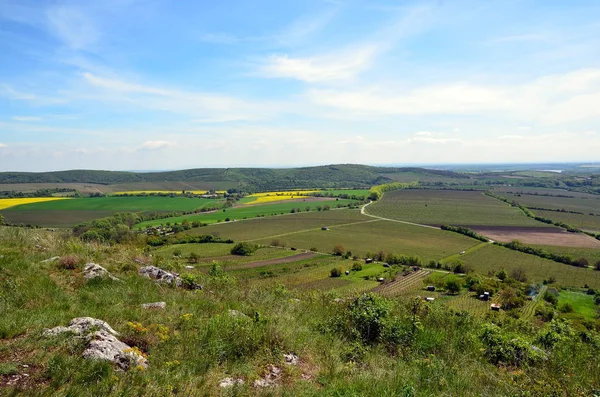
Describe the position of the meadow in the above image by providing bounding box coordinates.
[533,209,600,233]
[529,244,600,266]
[502,192,600,214]
[366,189,545,227]
[134,199,358,229]
[558,290,598,321]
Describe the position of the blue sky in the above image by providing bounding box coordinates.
[0,0,599,171]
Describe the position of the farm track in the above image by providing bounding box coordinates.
[244,219,381,243]
[372,270,431,297]
[521,286,547,321]
[361,201,440,230]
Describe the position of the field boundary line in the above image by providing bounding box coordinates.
[361,201,440,230]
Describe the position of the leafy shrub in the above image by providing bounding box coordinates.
[330,268,342,278]
[349,293,390,343]
[180,273,199,290]
[480,323,540,366]
[543,289,559,306]
[270,239,286,247]
[231,242,257,256]
[445,277,462,294]
[510,268,528,282]
[559,302,574,313]
[352,262,363,271]
[332,244,345,256]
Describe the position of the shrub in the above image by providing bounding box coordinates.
[480,323,539,366]
[559,302,574,313]
[180,273,199,290]
[445,277,462,294]
[349,293,390,343]
[58,255,81,270]
[330,268,342,278]
[510,268,528,282]
[332,244,345,256]
[543,290,558,306]
[271,239,287,247]
[497,270,507,281]
[352,262,363,272]
[595,260,600,271]
[573,258,589,268]
[231,242,257,256]
[188,252,200,263]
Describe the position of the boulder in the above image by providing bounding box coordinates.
[141,302,166,310]
[43,318,146,371]
[139,266,202,289]
[253,365,282,388]
[83,331,147,371]
[83,263,120,281]
[219,377,245,388]
[284,353,299,366]
[43,317,119,337]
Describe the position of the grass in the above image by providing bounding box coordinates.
[532,209,600,233]
[134,199,359,229]
[4,196,222,212]
[529,244,600,266]
[0,197,71,210]
[558,290,598,321]
[252,217,478,262]
[1,225,600,395]
[366,189,545,227]
[457,244,600,288]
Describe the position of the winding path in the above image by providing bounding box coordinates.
[360,201,440,230]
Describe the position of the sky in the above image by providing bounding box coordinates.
[0,0,599,172]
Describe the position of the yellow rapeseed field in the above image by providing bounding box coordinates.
[0,197,71,210]
[244,190,320,205]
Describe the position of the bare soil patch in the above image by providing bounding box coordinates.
[226,252,317,270]
[469,226,600,248]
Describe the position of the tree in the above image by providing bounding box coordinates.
[498,287,525,310]
[231,242,257,256]
[330,267,342,277]
[188,252,200,264]
[497,269,507,281]
[445,278,461,294]
[574,258,589,268]
[332,244,345,256]
[510,268,528,282]
[595,260,600,271]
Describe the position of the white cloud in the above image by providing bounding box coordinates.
[81,73,282,121]
[139,141,176,151]
[46,6,100,50]
[415,131,433,136]
[260,45,377,82]
[12,116,41,122]
[0,143,7,148]
[498,135,524,140]
[306,68,600,124]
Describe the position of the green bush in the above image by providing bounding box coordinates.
[330,268,342,278]
[352,262,363,271]
[230,242,257,256]
[349,293,390,343]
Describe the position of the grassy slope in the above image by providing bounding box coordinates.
[558,290,598,320]
[134,200,358,228]
[529,244,600,265]
[457,244,600,288]
[533,209,600,232]
[366,189,545,227]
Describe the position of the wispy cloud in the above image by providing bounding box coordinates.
[306,68,600,124]
[139,140,175,151]
[12,116,42,122]
[260,45,377,82]
[498,135,524,140]
[46,5,100,50]
[0,143,7,148]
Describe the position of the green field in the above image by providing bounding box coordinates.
[3,196,222,212]
[503,192,600,214]
[366,189,545,227]
[530,244,600,265]
[558,290,598,321]
[456,244,600,288]
[533,209,600,233]
[186,209,368,240]
[134,199,358,229]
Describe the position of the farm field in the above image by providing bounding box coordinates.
[0,197,70,210]
[503,192,600,214]
[240,190,320,205]
[366,189,545,227]
[533,209,600,233]
[134,199,358,229]
[253,218,478,262]
[469,226,600,248]
[372,269,431,297]
[112,190,226,195]
[2,196,221,212]
[529,245,600,267]
[185,209,369,241]
[455,244,600,288]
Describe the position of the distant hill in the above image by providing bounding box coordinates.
[0,164,470,190]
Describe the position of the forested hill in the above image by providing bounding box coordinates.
[0,165,469,189]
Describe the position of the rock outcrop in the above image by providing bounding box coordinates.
[141,302,166,310]
[43,317,147,371]
[83,263,120,281]
[139,266,202,289]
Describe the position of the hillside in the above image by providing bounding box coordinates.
[0,165,470,190]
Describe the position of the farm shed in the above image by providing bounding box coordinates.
[490,303,501,311]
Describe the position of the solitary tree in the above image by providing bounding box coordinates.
[332,244,345,256]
